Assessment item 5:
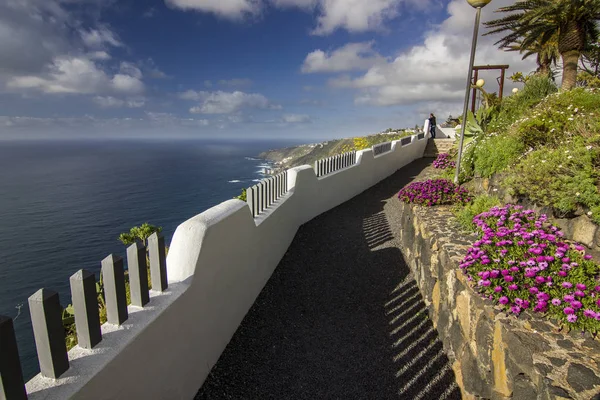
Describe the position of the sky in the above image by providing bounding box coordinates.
[0,0,537,141]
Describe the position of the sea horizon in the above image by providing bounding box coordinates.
[0,138,306,380]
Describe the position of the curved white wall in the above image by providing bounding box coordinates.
[26,134,427,400]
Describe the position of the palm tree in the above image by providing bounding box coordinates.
[506,37,559,76]
[484,0,600,90]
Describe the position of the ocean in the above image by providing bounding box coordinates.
[0,138,302,381]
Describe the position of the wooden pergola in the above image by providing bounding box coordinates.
[471,64,509,112]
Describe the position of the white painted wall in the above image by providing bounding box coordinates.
[26,134,428,400]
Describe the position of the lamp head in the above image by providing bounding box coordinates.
[466,0,492,8]
[476,79,485,88]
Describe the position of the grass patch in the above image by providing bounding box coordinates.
[453,195,501,232]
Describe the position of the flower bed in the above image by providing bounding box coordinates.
[398,179,471,206]
[459,204,600,333]
[432,153,456,169]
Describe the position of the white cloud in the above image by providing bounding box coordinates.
[94,96,124,107]
[282,114,311,123]
[7,55,145,95]
[0,1,158,100]
[165,0,429,34]
[119,62,143,79]
[126,98,146,108]
[94,96,146,108]
[329,0,537,106]
[302,41,385,73]
[181,90,279,114]
[8,56,110,94]
[111,74,145,94]
[312,0,401,35]
[88,51,111,60]
[80,26,123,49]
[165,0,262,20]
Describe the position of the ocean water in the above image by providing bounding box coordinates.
[0,138,300,381]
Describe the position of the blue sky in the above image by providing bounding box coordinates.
[0,0,535,140]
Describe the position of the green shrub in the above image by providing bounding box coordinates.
[473,134,525,178]
[453,195,501,232]
[488,75,558,134]
[505,138,600,218]
[236,188,247,201]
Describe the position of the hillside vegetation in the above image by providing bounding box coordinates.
[259,131,413,170]
[450,75,600,225]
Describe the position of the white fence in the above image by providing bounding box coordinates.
[246,171,288,217]
[17,132,428,400]
[314,151,357,178]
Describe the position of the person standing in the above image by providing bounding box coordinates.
[428,113,437,139]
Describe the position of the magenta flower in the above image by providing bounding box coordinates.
[511,306,521,314]
[494,286,502,293]
[563,307,575,315]
[571,301,583,309]
[584,309,597,319]
[529,287,539,295]
[567,314,578,323]
[508,284,518,291]
[562,282,573,289]
[576,283,586,290]
[499,296,509,305]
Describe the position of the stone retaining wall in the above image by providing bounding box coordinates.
[396,202,600,400]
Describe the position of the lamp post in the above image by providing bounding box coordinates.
[454,0,493,184]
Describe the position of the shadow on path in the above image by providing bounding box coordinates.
[196,158,460,399]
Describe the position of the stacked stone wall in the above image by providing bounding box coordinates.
[397,202,600,400]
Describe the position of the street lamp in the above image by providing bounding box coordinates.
[454,0,493,184]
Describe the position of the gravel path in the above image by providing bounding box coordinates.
[196,158,460,400]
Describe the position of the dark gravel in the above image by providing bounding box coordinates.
[196,158,461,400]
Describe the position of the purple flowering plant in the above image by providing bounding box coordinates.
[398,179,471,207]
[432,153,456,170]
[459,204,600,333]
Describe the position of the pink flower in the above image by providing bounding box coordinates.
[571,301,583,309]
[529,287,539,295]
[504,275,514,282]
[584,254,592,260]
[508,284,518,291]
[584,309,597,319]
[551,298,561,306]
[499,296,509,305]
[558,271,567,277]
[563,307,575,315]
[537,292,550,301]
[562,282,573,289]
[574,290,585,298]
[511,306,521,314]
[567,314,578,323]
[576,283,587,290]
[494,286,503,293]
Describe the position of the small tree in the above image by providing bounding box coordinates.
[118,223,162,247]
